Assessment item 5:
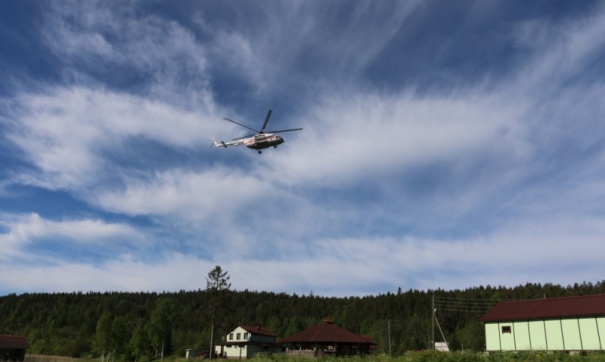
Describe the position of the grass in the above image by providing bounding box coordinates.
[25,356,83,362]
[26,351,605,362]
[252,351,605,362]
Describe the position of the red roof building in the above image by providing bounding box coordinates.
[479,294,605,352]
[281,319,375,356]
[0,335,29,361]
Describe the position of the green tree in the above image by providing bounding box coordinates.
[93,311,113,358]
[111,316,131,358]
[130,321,151,360]
[206,265,231,292]
[456,319,484,351]
[148,298,177,357]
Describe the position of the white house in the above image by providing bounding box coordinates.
[219,325,281,359]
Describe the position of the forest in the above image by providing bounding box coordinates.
[1,280,604,361]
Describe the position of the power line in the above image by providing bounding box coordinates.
[432,296,503,315]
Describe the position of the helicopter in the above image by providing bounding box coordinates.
[213,109,302,154]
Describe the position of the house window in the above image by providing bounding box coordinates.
[501,326,512,334]
[244,333,249,340]
[236,333,241,340]
[229,333,233,340]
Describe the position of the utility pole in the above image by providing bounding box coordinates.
[387,320,392,356]
[161,340,164,362]
[431,294,435,350]
[209,306,215,359]
[433,308,449,351]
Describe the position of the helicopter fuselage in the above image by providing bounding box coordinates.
[243,133,284,150]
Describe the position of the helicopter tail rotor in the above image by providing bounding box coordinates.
[211,137,228,148]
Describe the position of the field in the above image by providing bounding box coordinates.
[25,356,82,362]
[24,352,605,362]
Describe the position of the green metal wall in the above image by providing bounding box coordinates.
[528,321,547,349]
[484,317,605,351]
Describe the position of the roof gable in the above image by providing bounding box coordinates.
[228,325,275,337]
[281,320,373,344]
[240,325,276,337]
[480,294,605,322]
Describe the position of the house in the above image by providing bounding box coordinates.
[219,325,280,359]
[480,294,605,352]
[0,335,29,362]
[280,319,375,356]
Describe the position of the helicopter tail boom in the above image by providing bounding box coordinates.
[212,138,242,148]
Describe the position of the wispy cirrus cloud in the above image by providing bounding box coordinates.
[1,1,605,296]
[6,87,226,190]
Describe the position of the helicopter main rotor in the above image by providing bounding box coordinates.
[224,109,302,140]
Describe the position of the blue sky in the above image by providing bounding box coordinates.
[1,0,605,297]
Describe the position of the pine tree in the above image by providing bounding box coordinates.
[205,265,231,358]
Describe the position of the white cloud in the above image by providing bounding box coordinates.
[0,213,145,262]
[94,168,272,220]
[508,3,605,96]
[0,254,218,293]
[0,210,603,296]
[7,87,226,190]
[251,214,605,294]
[268,92,531,189]
[41,1,213,109]
[208,1,419,95]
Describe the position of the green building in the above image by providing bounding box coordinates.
[480,294,605,352]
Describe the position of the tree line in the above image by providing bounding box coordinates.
[0,275,603,360]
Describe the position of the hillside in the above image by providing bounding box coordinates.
[1,282,603,359]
